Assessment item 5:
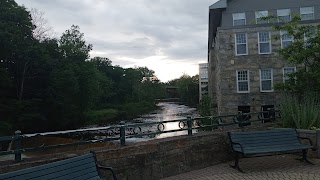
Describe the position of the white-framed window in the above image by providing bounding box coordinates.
[260,69,273,92]
[300,7,314,20]
[280,31,293,48]
[283,67,296,83]
[255,10,268,24]
[235,33,248,55]
[233,13,246,26]
[277,9,291,22]
[236,70,249,93]
[258,32,271,54]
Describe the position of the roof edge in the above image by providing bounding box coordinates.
[209,0,227,9]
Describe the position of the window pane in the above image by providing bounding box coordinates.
[259,32,269,42]
[282,41,292,48]
[301,13,314,20]
[262,80,272,90]
[238,82,248,91]
[237,44,247,54]
[260,43,270,53]
[234,19,245,26]
[236,33,246,43]
[256,11,268,24]
[238,71,248,81]
[261,69,271,80]
[300,7,313,14]
[277,9,290,16]
[279,15,290,22]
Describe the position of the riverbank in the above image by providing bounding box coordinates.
[84,101,159,125]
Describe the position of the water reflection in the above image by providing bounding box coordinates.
[133,102,198,139]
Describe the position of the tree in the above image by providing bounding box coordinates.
[59,25,92,61]
[0,0,36,101]
[270,16,320,93]
[30,8,54,41]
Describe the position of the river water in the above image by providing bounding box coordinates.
[131,102,199,140]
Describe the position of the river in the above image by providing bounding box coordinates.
[125,102,199,142]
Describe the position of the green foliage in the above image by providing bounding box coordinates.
[173,74,199,106]
[85,109,118,125]
[199,95,211,116]
[279,93,320,129]
[267,15,320,93]
[0,1,166,135]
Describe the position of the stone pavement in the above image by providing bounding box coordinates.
[162,155,320,180]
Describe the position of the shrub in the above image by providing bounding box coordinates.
[279,92,320,129]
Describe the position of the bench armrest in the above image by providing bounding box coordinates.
[298,136,313,146]
[230,141,245,153]
[97,165,117,180]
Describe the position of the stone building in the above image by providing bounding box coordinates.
[199,63,208,102]
[208,0,320,115]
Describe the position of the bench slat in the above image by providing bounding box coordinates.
[0,153,95,179]
[229,129,312,156]
[0,153,103,180]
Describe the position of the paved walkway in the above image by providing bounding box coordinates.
[162,155,320,180]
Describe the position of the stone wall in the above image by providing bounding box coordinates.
[210,25,291,115]
[1,128,319,180]
[0,132,232,180]
[95,132,231,179]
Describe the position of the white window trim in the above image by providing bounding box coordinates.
[235,33,248,56]
[283,67,296,83]
[300,7,314,20]
[258,32,272,54]
[255,10,268,24]
[280,30,294,49]
[260,69,273,92]
[233,13,246,26]
[277,9,291,22]
[236,70,250,93]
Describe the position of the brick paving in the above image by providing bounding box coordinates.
[162,155,320,180]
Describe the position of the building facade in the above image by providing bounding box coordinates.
[199,63,209,102]
[208,0,320,115]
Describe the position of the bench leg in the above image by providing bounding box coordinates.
[230,153,244,173]
[302,149,314,165]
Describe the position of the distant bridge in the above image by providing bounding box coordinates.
[155,98,180,102]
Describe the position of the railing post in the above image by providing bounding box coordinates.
[119,121,126,146]
[317,130,320,158]
[187,116,192,136]
[14,130,22,162]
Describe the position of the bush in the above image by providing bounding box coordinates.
[279,92,320,129]
[85,109,118,125]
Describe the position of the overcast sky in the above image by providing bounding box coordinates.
[16,0,216,82]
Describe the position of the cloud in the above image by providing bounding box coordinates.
[16,0,217,81]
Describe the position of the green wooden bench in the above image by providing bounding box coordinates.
[228,128,314,172]
[0,152,117,180]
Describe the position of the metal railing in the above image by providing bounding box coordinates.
[0,109,280,162]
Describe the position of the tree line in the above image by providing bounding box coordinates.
[0,0,203,135]
[0,0,167,135]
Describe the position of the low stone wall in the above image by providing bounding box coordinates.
[95,132,231,179]
[1,128,319,180]
[0,131,232,180]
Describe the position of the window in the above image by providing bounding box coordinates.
[236,70,249,93]
[255,10,268,24]
[260,69,273,92]
[233,13,246,26]
[261,105,275,122]
[235,33,248,55]
[258,32,271,54]
[237,106,251,126]
[277,9,291,22]
[281,31,293,48]
[300,7,314,20]
[283,67,295,83]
